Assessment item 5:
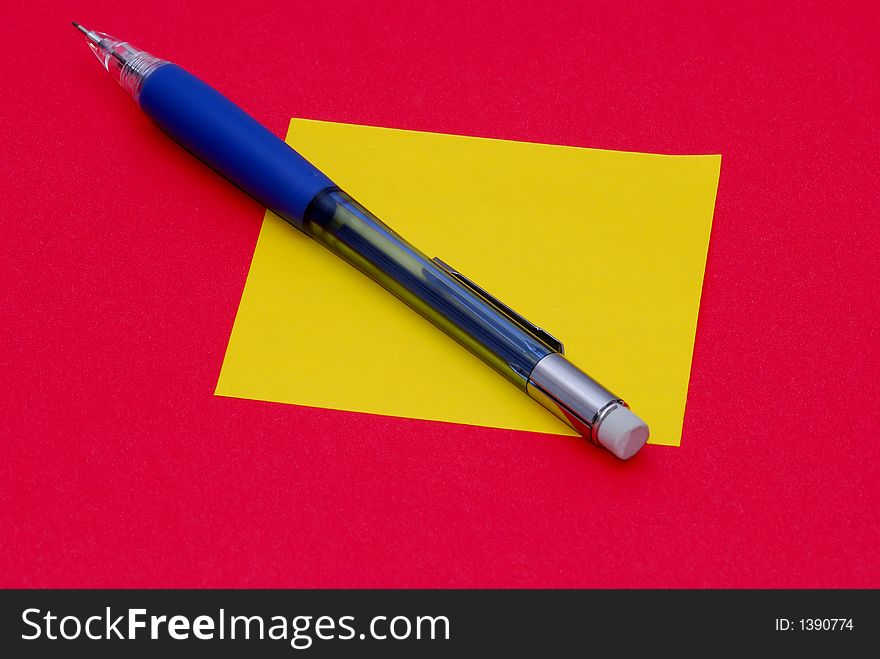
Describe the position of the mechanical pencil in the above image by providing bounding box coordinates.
[73,23,650,459]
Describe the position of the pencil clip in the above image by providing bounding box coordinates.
[432,257,564,354]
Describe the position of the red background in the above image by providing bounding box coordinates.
[2,0,878,587]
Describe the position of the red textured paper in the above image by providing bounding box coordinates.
[1,0,877,587]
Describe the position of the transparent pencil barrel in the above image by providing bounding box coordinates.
[301,189,554,389]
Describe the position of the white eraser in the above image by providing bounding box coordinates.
[596,406,650,460]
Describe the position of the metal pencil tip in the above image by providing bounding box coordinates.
[72,21,102,46]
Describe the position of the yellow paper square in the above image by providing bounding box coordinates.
[216,120,720,446]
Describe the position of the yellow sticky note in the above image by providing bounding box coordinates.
[216,119,720,446]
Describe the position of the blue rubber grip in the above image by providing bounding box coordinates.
[138,64,334,226]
